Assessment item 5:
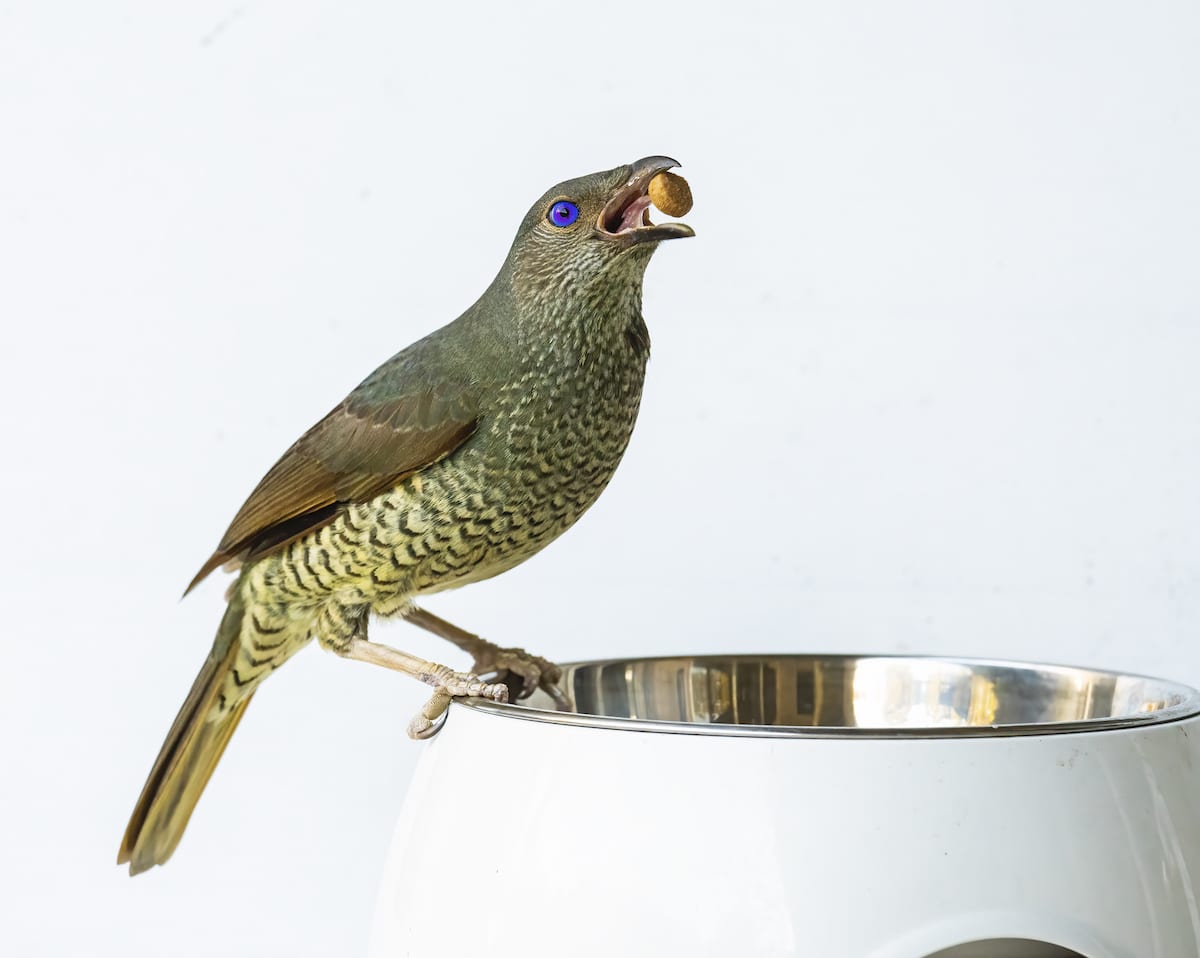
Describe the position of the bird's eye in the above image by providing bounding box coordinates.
[547,200,580,228]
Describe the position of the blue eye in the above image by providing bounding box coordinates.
[548,200,579,227]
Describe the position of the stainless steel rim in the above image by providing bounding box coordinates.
[457,653,1200,739]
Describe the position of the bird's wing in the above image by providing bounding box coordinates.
[186,379,479,593]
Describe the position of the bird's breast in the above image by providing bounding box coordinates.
[398,346,646,591]
[330,328,650,601]
[490,346,646,509]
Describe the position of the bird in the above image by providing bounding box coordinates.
[118,155,695,874]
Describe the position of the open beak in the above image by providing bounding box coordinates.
[597,155,695,247]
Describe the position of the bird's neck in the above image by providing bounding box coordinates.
[503,259,653,369]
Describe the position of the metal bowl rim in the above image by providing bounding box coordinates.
[456,652,1200,739]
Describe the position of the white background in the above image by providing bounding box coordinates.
[2,2,1198,954]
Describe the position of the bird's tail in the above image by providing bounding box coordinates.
[118,593,254,875]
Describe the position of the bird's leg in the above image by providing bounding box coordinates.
[317,603,507,737]
[340,638,509,739]
[404,605,568,709]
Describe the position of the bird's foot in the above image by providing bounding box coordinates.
[472,644,558,694]
[399,606,571,713]
[471,643,568,708]
[407,664,508,740]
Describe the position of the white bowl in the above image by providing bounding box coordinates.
[370,655,1200,958]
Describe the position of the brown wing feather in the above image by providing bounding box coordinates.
[186,381,478,594]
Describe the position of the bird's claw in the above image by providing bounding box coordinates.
[407,666,509,740]
[471,645,565,705]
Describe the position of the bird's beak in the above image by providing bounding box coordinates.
[597,155,696,247]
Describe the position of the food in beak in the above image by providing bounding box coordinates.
[648,171,693,218]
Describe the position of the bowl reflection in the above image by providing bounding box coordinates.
[467,654,1200,738]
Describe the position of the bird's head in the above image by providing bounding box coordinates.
[503,156,694,307]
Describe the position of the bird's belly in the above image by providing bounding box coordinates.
[401,451,621,593]
[348,391,640,600]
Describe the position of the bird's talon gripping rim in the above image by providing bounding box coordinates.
[407,677,511,740]
[408,687,453,740]
[543,680,571,712]
[408,707,449,740]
